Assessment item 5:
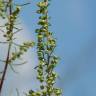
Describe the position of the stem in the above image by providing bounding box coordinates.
[0,0,12,94]
[0,43,11,94]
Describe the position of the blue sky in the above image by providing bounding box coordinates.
[0,0,96,96]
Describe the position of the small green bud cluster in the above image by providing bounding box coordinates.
[9,41,35,63]
[28,90,43,96]
[3,6,20,41]
[36,1,48,14]
[0,1,35,94]
[0,1,35,75]
[0,0,5,18]
[28,0,62,96]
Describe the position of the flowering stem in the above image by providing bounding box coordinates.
[0,0,12,94]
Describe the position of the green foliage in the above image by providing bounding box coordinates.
[1,1,35,65]
[0,0,62,95]
[3,6,20,41]
[0,0,5,18]
[27,0,62,96]
[0,0,34,94]
[10,41,35,63]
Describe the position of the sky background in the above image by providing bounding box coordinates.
[0,0,96,96]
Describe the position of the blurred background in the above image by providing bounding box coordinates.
[0,0,96,96]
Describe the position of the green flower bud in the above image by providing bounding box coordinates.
[36,91,41,96]
[37,2,48,7]
[40,85,44,89]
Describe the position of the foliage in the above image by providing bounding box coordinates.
[0,0,5,18]
[27,0,62,96]
[0,0,62,96]
[0,0,34,94]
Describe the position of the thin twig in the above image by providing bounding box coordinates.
[0,0,13,94]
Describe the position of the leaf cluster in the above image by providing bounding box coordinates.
[27,0,62,96]
[0,1,35,93]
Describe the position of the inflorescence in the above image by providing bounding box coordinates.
[28,0,62,96]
